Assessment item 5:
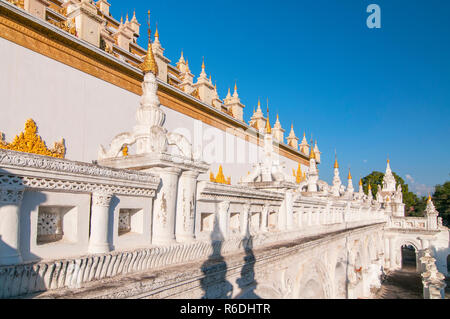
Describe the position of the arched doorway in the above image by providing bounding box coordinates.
[334,262,347,299]
[299,279,325,299]
[401,245,417,271]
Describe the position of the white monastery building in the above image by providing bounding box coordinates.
[0,0,448,299]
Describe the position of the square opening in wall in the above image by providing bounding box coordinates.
[230,213,240,232]
[251,212,261,231]
[119,209,143,236]
[37,206,77,245]
[201,213,215,232]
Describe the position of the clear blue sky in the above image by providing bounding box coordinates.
[110,0,450,196]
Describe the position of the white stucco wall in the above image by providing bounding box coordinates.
[0,37,303,182]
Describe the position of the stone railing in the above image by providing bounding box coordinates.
[419,249,447,299]
[0,149,389,298]
[0,149,160,265]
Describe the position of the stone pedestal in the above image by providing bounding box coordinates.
[176,171,200,243]
[24,0,49,20]
[67,0,105,47]
[151,167,181,245]
[88,192,113,254]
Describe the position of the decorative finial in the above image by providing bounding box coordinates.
[359,178,363,186]
[141,10,159,75]
[202,56,205,70]
[428,193,432,203]
[155,22,159,38]
[348,169,352,180]
[334,152,339,169]
[265,100,271,134]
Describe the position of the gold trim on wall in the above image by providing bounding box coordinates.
[0,7,310,166]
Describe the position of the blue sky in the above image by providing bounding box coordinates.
[110,0,450,195]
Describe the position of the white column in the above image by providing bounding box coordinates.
[0,179,24,266]
[285,190,294,230]
[241,204,251,237]
[389,237,396,270]
[151,167,182,245]
[216,201,230,240]
[384,237,390,269]
[175,170,200,243]
[88,192,113,254]
[261,204,269,232]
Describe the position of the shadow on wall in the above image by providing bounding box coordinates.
[200,215,233,299]
[200,211,260,299]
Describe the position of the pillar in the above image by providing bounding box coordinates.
[175,171,200,243]
[261,204,269,232]
[0,179,24,266]
[151,167,181,245]
[88,192,113,254]
[389,237,396,270]
[241,204,251,237]
[285,190,294,230]
[216,201,230,240]
[384,237,390,269]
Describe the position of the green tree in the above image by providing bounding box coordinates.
[432,182,450,227]
[361,171,422,216]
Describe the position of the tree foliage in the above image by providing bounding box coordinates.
[433,182,450,227]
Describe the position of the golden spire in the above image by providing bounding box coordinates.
[359,179,363,186]
[202,56,205,70]
[310,142,316,160]
[234,81,238,93]
[428,193,432,203]
[215,165,226,184]
[348,169,352,180]
[141,11,159,75]
[368,183,372,191]
[265,100,272,134]
[155,22,159,38]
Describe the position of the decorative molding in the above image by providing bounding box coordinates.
[92,192,113,207]
[0,149,159,185]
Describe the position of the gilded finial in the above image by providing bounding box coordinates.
[310,145,316,160]
[359,179,363,186]
[155,22,159,38]
[368,183,372,191]
[265,99,271,134]
[141,10,159,75]
[202,56,205,70]
[428,193,432,203]
[348,169,352,180]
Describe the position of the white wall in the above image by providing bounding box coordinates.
[0,37,303,183]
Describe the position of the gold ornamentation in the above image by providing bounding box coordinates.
[122,145,129,157]
[0,119,65,158]
[293,163,304,184]
[6,0,24,10]
[141,11,159,75]
[210,166,231,185]
[190,88,200,100]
